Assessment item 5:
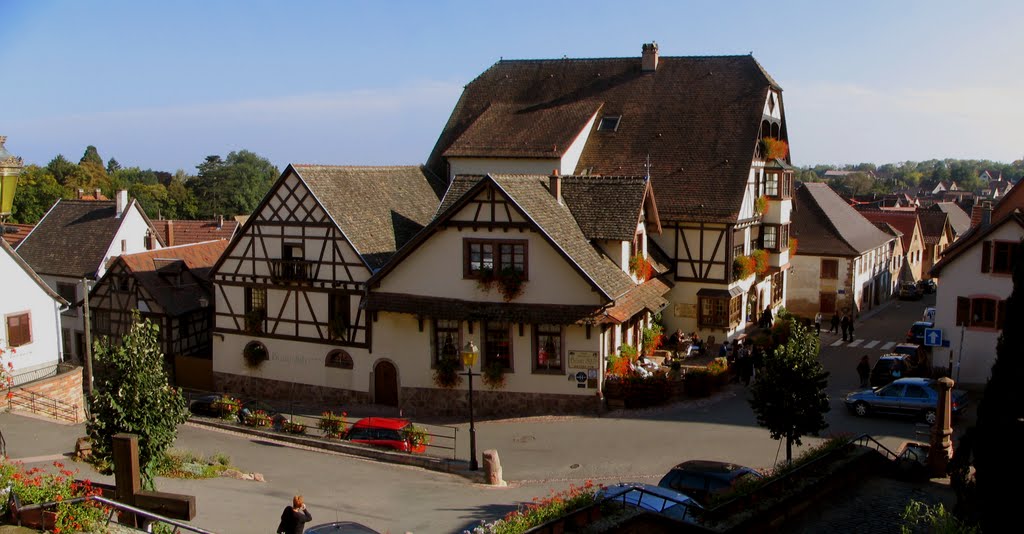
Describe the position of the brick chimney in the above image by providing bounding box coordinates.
[549,170,562,205]
[970,201,993,228]
[642,42,659,72]
[217,214,224,229]
[77,188,85,199]
[167,219,175,246]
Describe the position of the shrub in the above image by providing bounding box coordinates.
[734,255,756,279]
[788,237,798,256]
[318,411,348,439]
[754,195,768,215]
[0,460,109,533]
[469,481,602,534]
[750,249,770,277]
[401,424,431,448]
[641,323,664,356]
[213,395,242,420]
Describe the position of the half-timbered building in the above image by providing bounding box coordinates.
[426,42,794,342]
[364,173,667,415]
[87,240,228,389]
[209,165,444,405]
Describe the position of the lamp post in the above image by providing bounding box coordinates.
[461,340,479,471]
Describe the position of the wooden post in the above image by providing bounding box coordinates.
[112,433,141,527]
[82,278,94,395]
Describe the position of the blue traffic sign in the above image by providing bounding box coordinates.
[924,328,943,347]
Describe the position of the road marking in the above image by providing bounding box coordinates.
[864,340,879,349]
[848,339,864,347]
[830,339,845,347]
[880,341,896,351]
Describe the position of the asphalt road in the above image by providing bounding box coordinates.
[1,292,971,534]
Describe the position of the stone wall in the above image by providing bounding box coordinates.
[213,372,371,406]
[10,366,86,423]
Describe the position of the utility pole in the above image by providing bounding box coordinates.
[82,278,94,396]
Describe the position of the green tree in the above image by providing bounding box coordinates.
[128,183,171,219]
[748,314,831,464]
[80,145,104,167]
[949,240,1024,531]
[189,150,277,218]
[46,154,85,186]
[106,157,122,175]
[10,165,69,223]
[87,312,189,489]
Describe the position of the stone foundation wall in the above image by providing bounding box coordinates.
[400,386,601,418]
[11,366,86,423]
[214,372,371,407]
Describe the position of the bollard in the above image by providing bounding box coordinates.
[482,449,506,486]
[927,377,955,477]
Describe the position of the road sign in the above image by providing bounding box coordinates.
[575,371,587,383]
[924,328,943,347]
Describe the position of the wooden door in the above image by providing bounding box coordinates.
[374,361,398,406]
[820,292,836,314]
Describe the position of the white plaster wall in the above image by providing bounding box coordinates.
[762,198,792,225]
[1,251,63,373]
[932,222,1021,388]
[788,255,853,314]
[378,227,604,306]
[98,203,160,280]
[213,332,371,392]
[763,91,782,120]
[562,113,598,174]
[370,312,601,396]
[448,158,562,180]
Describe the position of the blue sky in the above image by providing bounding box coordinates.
[3,0,1022,172]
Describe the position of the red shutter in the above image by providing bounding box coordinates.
[981,241,991,273]
[6,313,31,347]
[998,299,1007,329]
[956,297,970,326]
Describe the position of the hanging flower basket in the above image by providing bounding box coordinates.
[761,137,789,160]
[482,362,507,389]
[432,357,463,389]
[242,341,269,369]
[750,249,770,277]
[734,255,756,279]
[628,253,653,281]
[497,267,526,301]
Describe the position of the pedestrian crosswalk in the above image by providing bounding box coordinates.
[828,339,898,351]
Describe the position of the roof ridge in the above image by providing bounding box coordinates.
[291,164,422,169]
[497,54,754,64]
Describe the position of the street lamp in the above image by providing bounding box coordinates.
[461,340,479,471]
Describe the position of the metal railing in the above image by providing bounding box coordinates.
[9,491,216,534]
[7,388,80,423]
[268,259,314,283]
[598,484,702,523]
[9,362,77,387]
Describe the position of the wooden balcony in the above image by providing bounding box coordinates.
[268,259,314,284]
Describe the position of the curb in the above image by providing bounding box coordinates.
[187,417,487,484]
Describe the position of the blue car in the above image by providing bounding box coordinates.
[845,377,968,425]
[597,483,703,523]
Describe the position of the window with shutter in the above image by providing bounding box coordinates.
[981,241,991,273]
[6,312,32,347]
[956,297,969,326]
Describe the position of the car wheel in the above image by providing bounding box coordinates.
[854,402,869,417]
[924,410,937,425]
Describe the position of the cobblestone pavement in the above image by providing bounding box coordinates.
[779,476,956,533]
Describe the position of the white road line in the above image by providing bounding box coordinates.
[880,341,896,351]
[864,340,879,349]
[830,340,845,347]
[848,339,864,347]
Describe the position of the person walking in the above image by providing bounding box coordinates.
[814,312,822,336]
[840,314,851,342]
[848,316,856,341]
[857,355,871,388]
[830,312,840,334]
[277,495,312,534]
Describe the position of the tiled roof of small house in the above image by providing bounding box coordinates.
[1,223,34,248]
[930,202,971,237]
[560,175,651,241]
[792,183,892,256]
[931,210,1024,276]
[917,210,950,245]
[152,219,238,246]
[857,209,921,251]
[112,240,228,316]
[16,200,129,278]
[428,53,781,223]
[292,165,445,271]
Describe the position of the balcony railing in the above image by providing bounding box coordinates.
[268,259,314,283]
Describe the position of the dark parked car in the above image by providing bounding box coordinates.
[305,522,381,534]
[870,353,914,387]
[347,417,427,453]
[657,460,763,506]
[917,279,937,294]
[898,282,922,301]
[845,377,968,425]
[597,483,702,522]
[906,321,933,344]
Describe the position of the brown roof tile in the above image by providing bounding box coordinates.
[292,165,445,270]
[445,101,603,158]
[1,223,34,248]
[112,241,228,316]
[16,200,126,278]
[929,202,971,237]
[152,219,238,246]
[917,210,950,245]
[792,183,893,256]
[428,54,779,223]
[857,210,921,251]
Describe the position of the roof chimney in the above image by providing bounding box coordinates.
[115,190,128,218]
[77,188,84,199]
[549,170,562,205]
[217,214,224,229]
[167,219,174,246]
[95,188,102,200]
[642,42,659,72]
[970,200,993,228]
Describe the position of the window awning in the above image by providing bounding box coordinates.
[697,286,743,299]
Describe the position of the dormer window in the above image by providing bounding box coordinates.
[598,116,621,132]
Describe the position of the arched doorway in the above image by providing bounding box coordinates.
[373,360,398,407]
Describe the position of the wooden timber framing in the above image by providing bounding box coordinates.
[667,221,731,283]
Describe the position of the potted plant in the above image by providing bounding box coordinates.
[476,267,496,293]
[401,424,431,450]
[628,253,653,281]
[433,355,463,389]
[244,308,266,334]
[318,410,348,438]
[482,361,507,389]
[212,395,241,420]
[734,254,755,279]
[282,420,307,434]
[788,237,798,256]
[751,248,770,277]
[243,409,272,427]
[497,266,525,301]
[760,137,789,160]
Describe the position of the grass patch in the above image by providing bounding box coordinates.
[152,449,237,479]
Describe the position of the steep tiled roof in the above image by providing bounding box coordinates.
[792,183,892,256]
[931,210,1024,276]
[1,239,66,304]
[428,54,779,223]
[112,240,228,316]
[992,178,1024,221]
[930,202,971,237]
[917,210,950,245]
[152,219,238,246]
[16,200,125,278]
[560,175,649,241]
[1,223,34,248]
[292,165,445,271]
[445,101,603,158]
[603,278,670,323]
[857,210,921,251]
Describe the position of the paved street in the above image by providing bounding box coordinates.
[0,293,970,534]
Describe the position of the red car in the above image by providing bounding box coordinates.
[346,417,427,453]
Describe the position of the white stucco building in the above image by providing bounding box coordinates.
[1,239,68,378]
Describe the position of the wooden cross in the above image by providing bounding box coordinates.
[110,433,196,527]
